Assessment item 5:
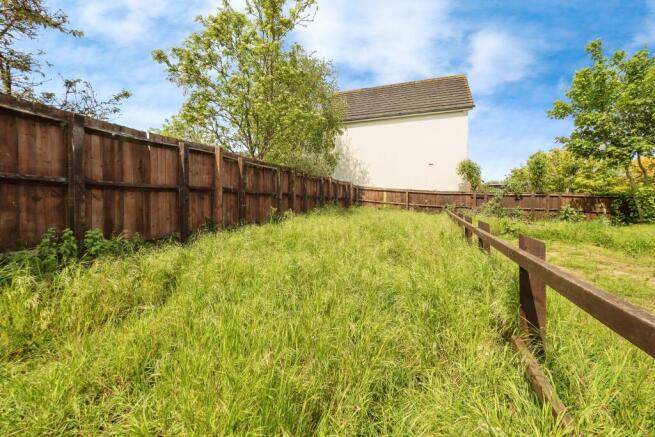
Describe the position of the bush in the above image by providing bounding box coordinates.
[559,205,583,222]
[612,185,655,224]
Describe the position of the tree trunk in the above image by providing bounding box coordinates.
[626,164,644,221]
[636,154,651,183]
[0,61,12,95]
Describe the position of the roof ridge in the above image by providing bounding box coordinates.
[337,74,469,95]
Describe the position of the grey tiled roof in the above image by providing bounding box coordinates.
[338,75,475,122]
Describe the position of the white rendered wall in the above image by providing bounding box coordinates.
[338,110,469,190]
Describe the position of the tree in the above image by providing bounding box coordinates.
[0,0,82,97]
[40,78,131,120]
[0,1,130,120]
[525,151,548,193]
[153,0,344,175]
[504,148,620,195]
[548,40,655,192]
[456,159,482,191]
[504,166,530,194]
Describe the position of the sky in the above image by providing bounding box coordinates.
[21,0,655,180]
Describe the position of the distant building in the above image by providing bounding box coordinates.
[337,75,475,190]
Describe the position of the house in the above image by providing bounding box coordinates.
[336,75,475,191]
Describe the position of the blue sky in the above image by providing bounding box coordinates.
[23,0,655,180]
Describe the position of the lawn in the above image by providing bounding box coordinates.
[477,215,655,312]
[1,207,653,434]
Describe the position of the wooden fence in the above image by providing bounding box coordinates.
[358,186,615,218]
[447,210,655,425]
[0,94,354,251]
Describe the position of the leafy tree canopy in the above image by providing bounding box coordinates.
[456,159,482,191]
[153,0,344,176]
[548,39,655,187]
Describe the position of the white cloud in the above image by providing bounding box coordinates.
[295,0,458,88]
[631,0,655,48]
[76,0,170,45]
[466,29,535,95]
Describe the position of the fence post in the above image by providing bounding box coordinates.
[302,174,308,212]
[238,156,247,223]
[213,147,223,229]
[519,235,547,357]
[178,141,190,242]
[545,193,550,215]
[464,215,472,243]
[67,114,86,245]
[405,191,410,210]
[478,220,490,253]
[289,170,296,212]
[275,167,282,213]
[319,177,325,206]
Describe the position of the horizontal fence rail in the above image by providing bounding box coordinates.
[0,94,354,251]
[358,186,615,218]
[447,210,655,359]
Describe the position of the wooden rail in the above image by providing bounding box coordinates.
[447,210,655,358]
[447,210,655,425]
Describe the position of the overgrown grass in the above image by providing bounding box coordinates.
[483,215,655,257]
[0,207,653,434]
[477,215,655,311]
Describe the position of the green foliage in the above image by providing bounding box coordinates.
[548,39,655,201]
[0,228,145,284]
[505,148,622,195]
[558,205,583,222]
[456,159,482,191]
[613,184,655,224]
[32,227,78,273]
[504,167,530,194]
[479,193,524,219]
[82,229,142,259]
[526,151,549,193]
[153,0,344,176]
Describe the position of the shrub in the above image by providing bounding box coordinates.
[612,185,655,224]
[559,205,583,222]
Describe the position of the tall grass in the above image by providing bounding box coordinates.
[0,207,653,434]
[482,215,655,257]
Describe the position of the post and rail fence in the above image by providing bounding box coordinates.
[447,209,655,424]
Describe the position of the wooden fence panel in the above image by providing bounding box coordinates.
[0,108,68,249]
[357,186,615,218]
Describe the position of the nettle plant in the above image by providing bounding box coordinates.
[1,228,145,280]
